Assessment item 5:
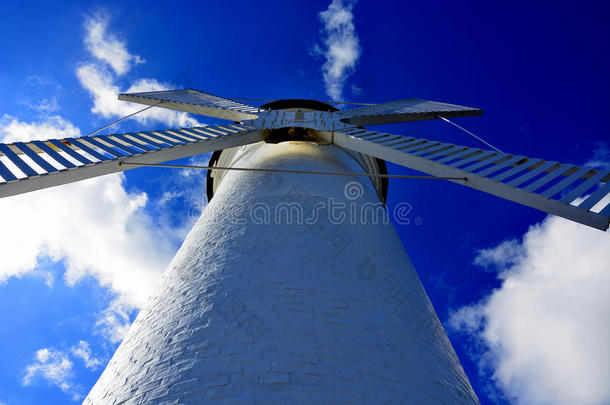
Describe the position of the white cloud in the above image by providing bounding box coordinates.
[77,14,201,129]
[316,0,361,101]
[0,169,181,308]
[586,142,610,170]
[179,153,212,179]
[70,341,101,370]
[29,97,60,114]
[1,12,212,359]
[473,239,524,272]
[24,75,62,90]
[0,112,190,342]
[75,63,200,128]
[0,13,203,344]
[158,190,184,207]
[23,348,82,401]
[95,300,133,343]
[450,216,610,405]
[83,14,144,76]
[0,114,80,143]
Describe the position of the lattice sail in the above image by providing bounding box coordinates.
[338,98,483,126]
[4,85,607,231]
[118,89,261,121]
[0,124,261,198]
[320,128,610,231]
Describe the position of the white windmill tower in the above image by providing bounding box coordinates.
[1,88,609,404]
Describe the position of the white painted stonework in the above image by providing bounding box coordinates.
[84,141,479,404]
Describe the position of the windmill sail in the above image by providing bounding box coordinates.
[0,124,261,198]
[118,89,261,121]
[4,85,607,231]
[338,98,483,126]
[322,128,610,231]
[3,85,604,402]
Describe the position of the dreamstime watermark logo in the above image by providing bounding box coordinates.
[344,181,364,200]
[188,198,205,222]
[394,201,421,225]
[182,181,423,225]
[185,180,423,226]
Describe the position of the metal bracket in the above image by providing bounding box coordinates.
[245,110,356,132]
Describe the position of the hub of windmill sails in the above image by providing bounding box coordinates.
[206,99,388,204]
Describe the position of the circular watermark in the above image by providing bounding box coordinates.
[187,201,204,224]
[344,181,364,200]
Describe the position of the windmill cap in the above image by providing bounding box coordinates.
[260,99,339,112]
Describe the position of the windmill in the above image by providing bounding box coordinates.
[1,88,608,404]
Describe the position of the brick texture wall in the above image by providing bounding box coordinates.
[84,142,478,404]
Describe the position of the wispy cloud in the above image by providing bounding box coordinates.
[23,348,82,401]
[315,0,361,101]
[1,114,190,366]
[585,142,610,170]
[473,239,525,273]
[28,97,60,114]
[0,113,187,343]
[77,14,200,128]
[94,300,134,343]
[450,216,610,405]
[0,16,214,402]
[24,75,62,90]
[0,114,80,143]
[70,341,101,370]
[83,14,144,76]
[75,64,199,127]
[0,13,202,347]
[0,166,182,307]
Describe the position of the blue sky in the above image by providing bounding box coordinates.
[0,1,609,404]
